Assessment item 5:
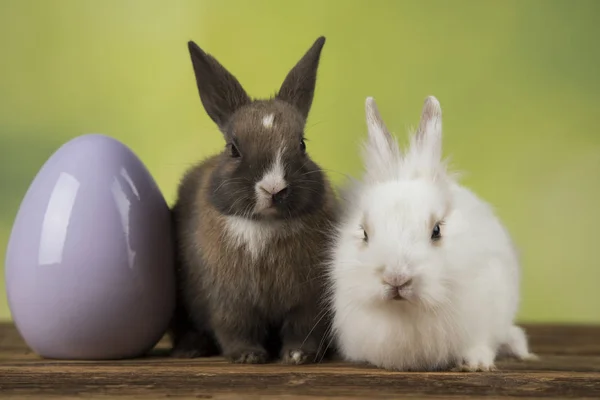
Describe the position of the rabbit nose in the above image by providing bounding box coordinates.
[383,273,412,290]
[271,186,290,204]
[258,183,288,197]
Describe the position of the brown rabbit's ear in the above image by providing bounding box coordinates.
[188,41,251,129]
[277,36,326,119]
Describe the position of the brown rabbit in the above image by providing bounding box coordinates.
[169,36,338,364]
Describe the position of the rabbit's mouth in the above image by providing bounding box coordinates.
[383,285,412,301]
[382,276,414,301]
[392,292,407,301]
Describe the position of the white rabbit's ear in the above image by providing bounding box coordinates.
[403,96,445,181]
[415,96,443,165]
[362,97,402,182]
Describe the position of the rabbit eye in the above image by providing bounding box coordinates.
[228,143,241,158]
[431,223,441,241]
[362,228,369,243]
[300,138,306,153]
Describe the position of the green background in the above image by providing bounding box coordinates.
[1,0,599,323]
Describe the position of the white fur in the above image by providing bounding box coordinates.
[226,147,291,259]
[328,96,534,371]
[254,147,287,213]
[262,113,275,129]
[224,216,302,260]
[224,216,279,260]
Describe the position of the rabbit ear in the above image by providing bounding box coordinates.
[188,41,251,129]
[362,97,402,182]
[277,36,326,119]
[414,96,443,165]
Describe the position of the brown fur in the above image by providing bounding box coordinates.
[170,37,338,364]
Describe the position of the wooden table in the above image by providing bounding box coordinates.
[1,323,599,399]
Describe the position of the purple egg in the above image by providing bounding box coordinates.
[5,134,175,359]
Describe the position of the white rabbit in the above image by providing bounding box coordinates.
[328,96,536,372]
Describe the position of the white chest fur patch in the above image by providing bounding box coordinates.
[262,113,275,129]
[224,216,291,260]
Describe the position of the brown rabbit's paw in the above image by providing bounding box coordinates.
[170,346,202,359]
[170,331,219,358]
[282,349,316,365]
[170,341,218,358]
[229,350,269,364]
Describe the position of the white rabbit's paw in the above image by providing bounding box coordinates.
[501,325,539,361]
[453,362,497,372]
[453,345,497,372]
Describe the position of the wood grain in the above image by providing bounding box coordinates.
[1,323,600,399]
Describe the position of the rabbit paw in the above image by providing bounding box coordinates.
[170,330,219,359]
[228,349,269,364]
[454,345,497,372]
[281,349,315,365]
[499,325,539,361]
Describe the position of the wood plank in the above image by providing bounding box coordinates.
[524,324,600,356]
[6,323,600,357]
[1,322,600,399]
[1,366,599,398]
